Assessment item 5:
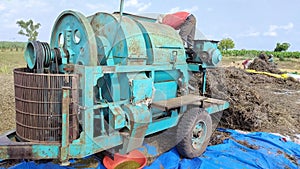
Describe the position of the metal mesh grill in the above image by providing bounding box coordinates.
[14,68,79,143]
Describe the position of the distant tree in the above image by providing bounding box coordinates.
[274,42,290,52]
[218,38,235,50]
[16,19,41,41]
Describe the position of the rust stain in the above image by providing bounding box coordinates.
[128,39,141,57]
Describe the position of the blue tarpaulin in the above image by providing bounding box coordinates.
[4,129,300,169]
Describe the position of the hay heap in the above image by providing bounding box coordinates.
[191,56,300,136]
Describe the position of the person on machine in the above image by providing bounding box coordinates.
[157,11,196,48]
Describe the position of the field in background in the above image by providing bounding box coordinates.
[221,50,300,73]
[1,48,300,75]
[0,41,26,52]
[0,41,27,74]
[1,41,299,73]
[0,51,26,74]
[221,55,300,73]
[0,50,25,132]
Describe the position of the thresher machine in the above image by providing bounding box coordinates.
[0,1,229,166]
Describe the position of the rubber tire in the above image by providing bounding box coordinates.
[176,107,212,158]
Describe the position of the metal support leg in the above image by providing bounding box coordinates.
[201,68,207,96]
[60,87,70,165]
[200,67,207,108]
[100,110,106,135]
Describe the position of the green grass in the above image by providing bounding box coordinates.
[0,51,26,74]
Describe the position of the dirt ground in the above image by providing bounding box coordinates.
[0,75,15,133]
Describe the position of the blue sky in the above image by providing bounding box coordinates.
[0,0,299,51]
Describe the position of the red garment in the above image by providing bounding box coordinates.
[242,59,252,69]
[162,11,190,30]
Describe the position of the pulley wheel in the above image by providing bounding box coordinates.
[50,10,97,66]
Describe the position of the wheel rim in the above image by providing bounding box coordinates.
[191,120,207,150]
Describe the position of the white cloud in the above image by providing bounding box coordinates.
[241,32,260,37]
[169,7,180,13]
[138,2,151,12]
[169,6,199,14]
[263,31,277,37]
[245,32,260,37]
[238,28,260,37]
[281,22,294,30]
[85,3,98,10]
[207,8,213,12]
[2,8,17,18]
[0,3,5,11]
[221,33,233,39]
[85,3,108,11]
[124,0,151,12]
[5,22,18,29]
[188,6,199,13]
[263,22,294,37]
[125,0,139,7]
[24,0,48,8]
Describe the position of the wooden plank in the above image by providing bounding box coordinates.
[151,94,206,111]
[188,98,227,107]
[203,98,227,104]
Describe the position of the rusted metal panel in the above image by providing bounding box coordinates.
[60,87,70,164]
[0,130,60,160]
[7,146,33,159]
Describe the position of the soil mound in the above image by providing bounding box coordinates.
[203,67,300,136]
[248,58,282,74]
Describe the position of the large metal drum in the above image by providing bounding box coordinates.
[14,68,79,142]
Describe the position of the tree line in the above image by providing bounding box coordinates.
[0,41,27,52]
[218,38,293,53]
[221,49,300,59]
[217,38,299,59]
